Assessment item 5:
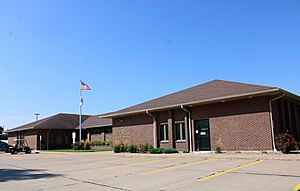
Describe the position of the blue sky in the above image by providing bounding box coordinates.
[1,0,300,129]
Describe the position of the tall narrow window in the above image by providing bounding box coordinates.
[159,124,168,141]
[175,122,186,141]
[56,136,62,145]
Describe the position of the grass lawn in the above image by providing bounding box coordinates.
[47,148,112,152]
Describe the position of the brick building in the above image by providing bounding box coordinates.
[79,115,112,142]
[101,80,300,152]
[7,113,89,150]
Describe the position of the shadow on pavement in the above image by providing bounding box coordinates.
[0,169,61,182]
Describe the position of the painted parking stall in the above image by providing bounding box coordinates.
[1,152,300,191]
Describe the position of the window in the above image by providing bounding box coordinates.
[65,136,70,145]
[105,128,112,134]
[56,136,62,145]
[90,128,112,135]
[175,122,186,141]
[159,124,168,141]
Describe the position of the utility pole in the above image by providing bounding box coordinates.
[34,113,40,121]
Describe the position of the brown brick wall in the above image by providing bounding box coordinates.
[191,97,273,151]
[112,96,274,152]
[8,132,17,145]
[175,141,188,151]
[156,109,189,152]
[105,133,113,142]
[113,114,153,145]
[25,130,38,150]
[90,133,112,142]
[159,141,170,148]
[37,130,48,150]
[8,130,38,150]
[91,133,105,142]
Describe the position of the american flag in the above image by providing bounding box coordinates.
[80,80,91,90]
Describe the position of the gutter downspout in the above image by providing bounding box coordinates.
[146,110,157,148]
[269,94,284,152]
[181,105,193,153]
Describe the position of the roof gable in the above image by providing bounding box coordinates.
[79,115,112,129]
[102,80,278,117]
[8,113,90,132]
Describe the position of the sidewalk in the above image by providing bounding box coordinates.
[113,151,300,161]
[27,150,300,161]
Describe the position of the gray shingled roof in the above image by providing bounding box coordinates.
[8,113,90,132]
[101,80,281,117]
[78,115,112,129]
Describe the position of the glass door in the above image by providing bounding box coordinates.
[195,119,211,151]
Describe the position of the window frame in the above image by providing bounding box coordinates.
[174,121,186,141]
[159,123,169,142]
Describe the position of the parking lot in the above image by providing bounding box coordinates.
[0,152,299,191]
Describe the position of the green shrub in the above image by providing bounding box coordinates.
[80,142,85,150]
[84,141,91,150]
[90,141,112,146]
[113,144,121,153]
[71,142,77,150]
[149,147,177,154]
[72,141,85,150]
[72,141,92,150]
[275,133,297,154]
[113,142,138,153]
[215,146,222,153]
[297,141,300,150]
[139,143,152,153]
[149,148,163,154]
[127,144,138,153]
[163,148,178,154]
[120,143,126,152]
[93,141,104,146]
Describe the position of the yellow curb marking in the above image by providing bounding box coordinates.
[140,158,214,175]
[198,160,263,182]
[293,184,300,191]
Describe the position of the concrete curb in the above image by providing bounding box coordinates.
[112,152,300,161]
[35,151,300,161]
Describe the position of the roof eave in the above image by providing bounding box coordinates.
[7,127,79,132]
[279,88,300,101]
[100,88,281,118]
[76,124,113,129]
[7,127,34,133]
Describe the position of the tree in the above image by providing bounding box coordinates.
[0,126,4,134]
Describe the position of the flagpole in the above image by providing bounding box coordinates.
[79,80,90,142]
[79,84,82,142]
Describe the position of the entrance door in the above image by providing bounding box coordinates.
[195,119,211,151]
